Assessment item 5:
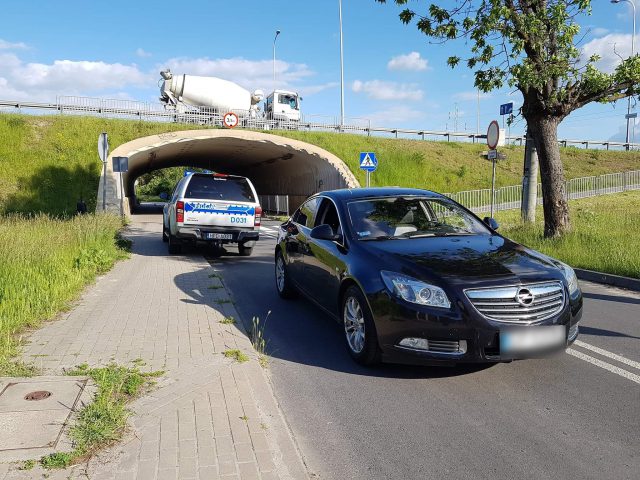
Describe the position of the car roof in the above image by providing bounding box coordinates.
[319,187,445,202]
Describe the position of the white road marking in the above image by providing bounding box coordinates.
[572,339,640,371]
[567,348,640,385]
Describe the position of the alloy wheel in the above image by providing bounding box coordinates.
[344,296,365,353]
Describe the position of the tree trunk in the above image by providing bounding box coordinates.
[527,115,570,237]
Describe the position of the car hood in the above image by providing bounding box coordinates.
[360,234,563,286]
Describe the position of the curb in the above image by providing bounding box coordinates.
[575,268,640,292]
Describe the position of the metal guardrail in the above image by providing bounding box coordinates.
[1,96,639,150]
[258,170,639,217]
[446,170,640,214]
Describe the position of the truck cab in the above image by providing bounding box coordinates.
[264,90,301,122]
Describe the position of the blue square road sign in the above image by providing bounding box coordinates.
[359,152,378,172]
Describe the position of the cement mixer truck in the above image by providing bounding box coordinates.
[159,69,301,123]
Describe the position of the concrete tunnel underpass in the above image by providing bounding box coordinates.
[97,129,360,215]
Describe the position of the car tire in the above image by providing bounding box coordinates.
[275,250,296,299]
[342,285,381,366]
[238,243,253,256]
[168,234,182,254]
[162,223,168,243]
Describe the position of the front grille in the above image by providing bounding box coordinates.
[427,340,466,354]
[465,281,565,324]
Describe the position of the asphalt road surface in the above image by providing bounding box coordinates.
[178,218,638,480]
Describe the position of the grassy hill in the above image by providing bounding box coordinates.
[1,113,638,215]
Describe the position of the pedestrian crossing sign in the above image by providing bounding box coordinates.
[359,152,378,172]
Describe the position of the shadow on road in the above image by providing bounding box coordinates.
[582,291,640,305]
[579,325,640,340]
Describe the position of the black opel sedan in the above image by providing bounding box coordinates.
[274,188,582,366]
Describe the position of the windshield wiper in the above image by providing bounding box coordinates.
[360,235,395,241]
[396,231,436,239]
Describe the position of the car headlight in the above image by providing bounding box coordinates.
[559,262,579,294]
[380,271,451,309]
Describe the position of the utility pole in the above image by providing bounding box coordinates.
[521,130,539,223]
[611,0,636,150]
[273,30,281,92]
[338,0,345,128]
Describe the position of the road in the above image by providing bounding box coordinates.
[159,216,639,480]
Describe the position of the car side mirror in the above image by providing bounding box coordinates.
[310,224,341,242]
[483,217,499,230]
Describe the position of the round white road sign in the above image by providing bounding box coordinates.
[223,112,239,128]
[486,120,500,149]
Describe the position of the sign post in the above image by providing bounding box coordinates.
[112,156,129,217]
[359,152,378,187]
[98,132,109,212]
[486,121,501,218]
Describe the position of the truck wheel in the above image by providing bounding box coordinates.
[162,224,168,243]
[168,234,182,254]
[238,242,253,256]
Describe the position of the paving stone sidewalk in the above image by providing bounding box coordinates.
[1,214,308,480]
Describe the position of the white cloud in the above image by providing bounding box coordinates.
[161,57,314,91]
[453,91,492,101]
[387,52,429,71]
[0,52,151,101]
[136,48,152,58]
[581,33,636,72]
[366,105,426,126]
[352,79,423,101]
[590,27,610,37]
[298,82,339,96]
[0,39,27,50]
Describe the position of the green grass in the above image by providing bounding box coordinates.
[272,130,640,192]
[2,113,639,216]
[219,316,236,325]
[223,349,249,363]
[497,191,640,278]
[39,363,162,468]
[0,213,128,374]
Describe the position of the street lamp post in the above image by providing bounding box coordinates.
[273,30,281,92]
[611,0,636,150]
[339,0,345,128]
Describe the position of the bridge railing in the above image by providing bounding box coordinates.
[0,96,638,151]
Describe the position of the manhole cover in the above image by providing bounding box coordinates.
[24,391,52,401]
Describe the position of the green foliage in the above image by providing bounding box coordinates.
[40,363,161,468]
[19,460,36,471]
[0,214,126,373]
[223,349,249,363]
[497,191,640,278]
[220,316,236,324]
[377,1,640,114]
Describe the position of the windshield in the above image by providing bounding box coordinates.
[278,94,299,110]
[347,196,490,240]
[184,175,255,202]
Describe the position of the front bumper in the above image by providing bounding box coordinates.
[372,290,583,365]
[176,225,259,243]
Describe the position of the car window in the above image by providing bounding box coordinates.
[293,197,319,228]
[347,197,489,239]
[184,175,255,202]
[314,198,342,235]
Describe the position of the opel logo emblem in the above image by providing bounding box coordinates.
[516,288,534,306]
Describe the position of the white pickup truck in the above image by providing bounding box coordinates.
[162,172,262,256]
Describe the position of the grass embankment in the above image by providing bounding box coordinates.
[2,113,638,208]
[40,362,162,469]
[0,214,128,375]
[0,114,210,215]
[273,130,640,192]
[498,191,640,279]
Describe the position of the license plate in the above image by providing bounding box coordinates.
[500,325,565,357]
[205,233,233,240]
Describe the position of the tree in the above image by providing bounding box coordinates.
[377,0,640,237]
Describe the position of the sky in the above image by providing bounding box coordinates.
[0,0,638,142]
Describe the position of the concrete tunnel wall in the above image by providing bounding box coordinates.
[96,129,360,215]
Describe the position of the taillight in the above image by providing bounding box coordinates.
[176,201,184,223]
[254,206,262,227]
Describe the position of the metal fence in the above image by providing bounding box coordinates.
[446,170,640,214]
[1,95,639,150]
[258,170,639,218]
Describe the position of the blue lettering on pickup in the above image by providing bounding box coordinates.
[184,203,255,215]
